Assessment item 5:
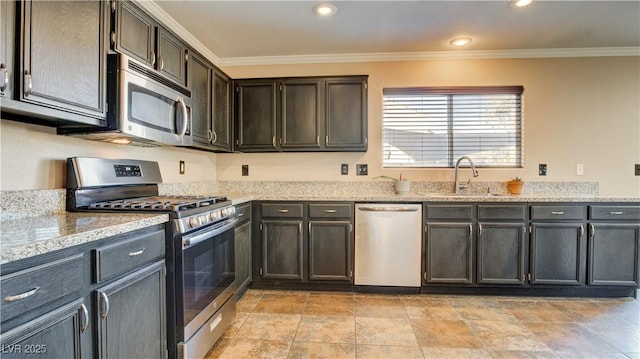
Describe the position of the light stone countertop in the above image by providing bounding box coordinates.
[0,212,169,265]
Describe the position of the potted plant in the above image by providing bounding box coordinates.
[507,176,524,194]
[374,174,411,194]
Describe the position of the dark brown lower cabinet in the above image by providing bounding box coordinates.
[530,223,585,285]
[309,221,353,281]
[477,222,527,285]
[424,222,474,284]
[235,220,252,297]
[261,220,304,280]
[588,223,640,286]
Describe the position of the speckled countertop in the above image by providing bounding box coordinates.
[0,212,168,265]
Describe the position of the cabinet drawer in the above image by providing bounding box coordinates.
[235,203,251,224]
[426,205,473,220]
[589,205,640,221]
[261,203,304,218]
[309,203,353,218]
[478,205,526,221]
[1,254,85,322]
[531,206,585,220]
[95,229,165,283]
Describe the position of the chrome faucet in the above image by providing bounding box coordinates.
[454,156,479,193]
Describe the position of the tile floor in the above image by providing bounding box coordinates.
[206,289,639,359]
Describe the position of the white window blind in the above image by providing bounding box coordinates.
[383,86,523,168]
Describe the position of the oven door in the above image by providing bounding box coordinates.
[119,61,193,146]
[179,219,236,340]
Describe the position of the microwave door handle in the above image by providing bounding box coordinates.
[177,96,188,140]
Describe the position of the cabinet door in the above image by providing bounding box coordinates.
[477,222,526,285]
[309,221,353,282]
[425,223,474,284]
[0,0,15,99]
[0,298,88,359]
[156,27,187,86]
[235,221,252,297]
[261,220,304,280]
[281,79,321,149]
[588,223,640,286]
[235,80,278,151]
[21,0,106,118]
[113,0,155,66]
[325,77,367,151]
[96,261,166,359]
[212,68,233,151]
[530,223,585,285]
[189,51,213,147]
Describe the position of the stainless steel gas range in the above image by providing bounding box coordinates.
[66,157,236,359]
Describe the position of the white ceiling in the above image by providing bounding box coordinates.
[152,0,640,65]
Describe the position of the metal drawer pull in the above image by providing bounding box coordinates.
[551,211,564,215]
[80,303,89,333]
[579,225,584,238]
[237,212,245,217]
[358,206,418,212]
[24,72,32,97]
[609,211,624,215]
[323,209,337,213]
[0,64,8,93]
[99,292,110,319]
[276,209,289,213]
[4,287,40,302]
[128,248,145,257]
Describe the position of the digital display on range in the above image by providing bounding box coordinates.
[114,164,142,177]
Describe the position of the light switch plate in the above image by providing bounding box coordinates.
[341,164,349,175]
[356,164,368,176]
[576,163,584,176]
[635,164,640,176]
[242,165,249,176]
[539,164,547,176]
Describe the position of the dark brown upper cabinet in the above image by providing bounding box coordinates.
[188,50,232,152]
[1,0,108,127]
[112,0,188,87]
[234,76,368,152]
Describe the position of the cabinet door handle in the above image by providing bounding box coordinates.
[589,224,595,238]
[0,64,8,93]
[24,72,32,97]
[80,303,89,333]
[150,51,156,66]
[276,209,289,213]
[323,209,337,213]
[211,131,218,144]
[609,211,624,215]
[4,287,39,302]
[207,130,213,142]
[99,292,110,319]
[551,211,564,215]
[478,223,483,237]
[579,225,584,238]
[159,56,164,71]
[316,135,320,145]
[128,248,145,257]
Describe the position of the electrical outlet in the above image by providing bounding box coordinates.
[539,164,547,176]
[576,163,584,176]
[341,164,349,175]
[179,161,185,175]
[356,164,368,176]
[635,164,640,176]
[242,165,249,176]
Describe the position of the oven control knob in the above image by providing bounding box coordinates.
[210,210,220,221]
[189,217,199,228]
[200,215,209,225]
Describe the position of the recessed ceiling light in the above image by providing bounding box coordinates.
[313,3,337,16]
[511,0,533,8]
[450,37,472,47]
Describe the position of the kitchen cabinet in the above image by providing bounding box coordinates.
[235,203,252,298]
[587,205,640,286]
[112,0,188,87]
[234,76,368,152]
[259,203,305,280]
[308,203,354,282]
[2,0,108,127]
[186,49,233,152]
[0,0,15,100]
[530,205,586,286]
[424,205,475,284]
[477,205,527,286]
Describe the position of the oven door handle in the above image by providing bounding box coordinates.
[182,219,238,248]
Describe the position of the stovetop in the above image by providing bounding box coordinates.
[88,195,229,213]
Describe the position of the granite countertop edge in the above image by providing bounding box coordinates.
[0,213,169,265]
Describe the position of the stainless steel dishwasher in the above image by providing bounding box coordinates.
[354,203,422,287]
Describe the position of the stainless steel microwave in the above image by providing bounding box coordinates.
[59,54,192,147]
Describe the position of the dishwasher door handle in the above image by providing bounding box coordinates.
[358,206,419,212]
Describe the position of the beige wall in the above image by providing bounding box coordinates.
[217,56,640,197]
[2,56,639,196]
[0,120,217,191]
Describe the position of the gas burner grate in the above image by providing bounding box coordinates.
[88,196,228,212]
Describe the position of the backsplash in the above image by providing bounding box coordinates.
[0,181,600,220]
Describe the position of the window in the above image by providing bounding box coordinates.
[383,86,523,168]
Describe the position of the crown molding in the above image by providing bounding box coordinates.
[133,2,639,68]
[219,47,640,67]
